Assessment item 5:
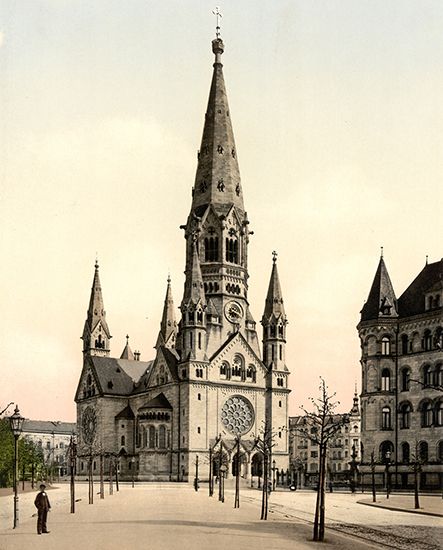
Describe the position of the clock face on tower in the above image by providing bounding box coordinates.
[82,406,97,445]
[221,396,254,436]
[224,300,244,323]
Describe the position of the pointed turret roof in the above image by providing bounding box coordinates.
[82,261,111,349]
[156,276,177,348]
[191,37,244,216]
[120,335,134,360]
[351,384,360,415]
[360,255,398,321]
[262,253,286,321]
[181,243,206,308]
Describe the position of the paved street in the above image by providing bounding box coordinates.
[0,483,441,550]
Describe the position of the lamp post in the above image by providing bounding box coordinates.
[194,455,199,492]
[385,450,391,499]
[68,435,77,513]
[349,444,359,494]
[131,457,135,488]
[272,460,276,492]
[219,465,227,503]
[9,405,24,529]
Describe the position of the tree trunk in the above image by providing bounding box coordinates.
[109,459,113,495]
[414,466,420,509]
[100,454,104,499]
[234,438,240,508]
[318,444,327,542]
[88,458,93,504]
[261,452,268,520]
[313,444,323,541]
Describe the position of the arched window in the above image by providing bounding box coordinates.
[435,364,443,388]
[421,401,433,427]
[379,440,394,462]
[401,442,410,463]
[381,337,390,355]
[246,365,256,382]
[158,426,166,449]
[225,238,238,263]
[435,401,443,426]
[419,441,428,462]
[381,369,391,391]
[401,368,410,391]
[121,435,125,446]
[399,402,412,429]
[220,362,228,377]
[204,236,219,262]
[149,426,156,448]
[382,406,391,429]
[423,330,432,351]
[232,355,244,378]
[423,364,433,387]
[401,334,409,355]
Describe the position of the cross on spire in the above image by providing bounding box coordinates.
[272,251,278,264]
[212,6,222,38]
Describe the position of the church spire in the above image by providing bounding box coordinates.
[191,36,244,214]
[261,252,288,369]
[360,255,398,321]
[156,275,177,350]
[182,243,206,308]
[81,260,112,356]
[120,335,134,360]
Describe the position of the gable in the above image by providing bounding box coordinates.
[209,332,267,385]
[145,347,178,389]
[75,360,102,402]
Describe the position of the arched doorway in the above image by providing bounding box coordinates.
[251,453,263,477]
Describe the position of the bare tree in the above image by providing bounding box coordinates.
[295,378,349,542]
[409,440,426,509]
[251,427,276,520]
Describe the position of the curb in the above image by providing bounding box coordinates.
[357,500,443,518]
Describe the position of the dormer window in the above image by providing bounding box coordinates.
[379,297,392,315]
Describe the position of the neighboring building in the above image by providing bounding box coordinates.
[22,420,76,478]
[358,255,442,489]
[288,390,361,487]
[75,33,291,482]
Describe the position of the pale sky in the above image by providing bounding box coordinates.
[1,1,442,422]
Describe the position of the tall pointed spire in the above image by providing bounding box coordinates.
[82,260,112,355]
[191,36,244,214]
[360,255,398,321]
[182,243,206,307]
[156,275,177,349]
[262,252,286,321]
[351,383,359,415]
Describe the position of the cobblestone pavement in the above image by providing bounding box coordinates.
[246,489,442,550]
[0,483,441,550]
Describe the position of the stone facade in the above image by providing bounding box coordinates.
[358,255,442,489]
[288,391,361,487]
[75,36,291,482]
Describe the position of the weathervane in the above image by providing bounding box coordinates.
[212,6,222,38]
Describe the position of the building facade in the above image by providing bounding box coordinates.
[289,391,361,487]
[358,255,442,489]
[22,420,76,478]
[75,35,291,482]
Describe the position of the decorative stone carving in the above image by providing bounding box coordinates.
[221,396,254,435]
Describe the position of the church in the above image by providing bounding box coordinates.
[75,33,291,482]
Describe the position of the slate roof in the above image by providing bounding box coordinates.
[89,356,153,396]
[360,257,398,322]
[138,393,172,410]
[115,405,135,420]
[398,259,443,317]
[22,420,76,435]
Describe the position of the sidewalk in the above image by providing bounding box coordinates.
[0,483,380,550]
[358,494,443,517]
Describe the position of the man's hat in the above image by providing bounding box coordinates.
[40,484,46,489]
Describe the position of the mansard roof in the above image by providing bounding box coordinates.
[398,259,443,317]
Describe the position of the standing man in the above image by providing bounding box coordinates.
[34,484,51,534]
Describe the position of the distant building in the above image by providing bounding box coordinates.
[22,420,76,478]
[288,390,361,487]
[358,255,442,490]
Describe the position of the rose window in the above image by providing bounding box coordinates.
[221,396,254,436]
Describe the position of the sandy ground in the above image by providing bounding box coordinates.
[0,483,441,550]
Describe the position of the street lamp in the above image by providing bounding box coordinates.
[9,405,24,529]
[385,450,391,499]
[194,455,199,492]
[219,464,227,502]
[349,444,359,493]
[272,459,276,491]
[68,435,77,513]
[131,457,135,488]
